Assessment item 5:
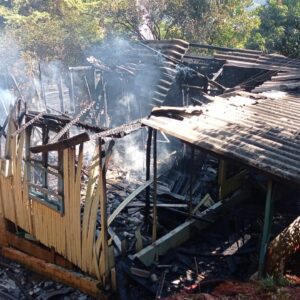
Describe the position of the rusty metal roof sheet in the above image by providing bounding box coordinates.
[142,91,300,184]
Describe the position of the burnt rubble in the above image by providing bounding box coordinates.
[0,39,300,299]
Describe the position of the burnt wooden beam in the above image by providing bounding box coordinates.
[5,231,72,269]
[152,129,157,242]
[30,132,90,153]
[1,247,106,299]
[134,189,250,266]
[145,127,153,229]
[26,112,104,133]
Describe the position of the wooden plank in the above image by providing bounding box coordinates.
[13,132,25,229]
[152,130,157,242]
[24,128,34,234]
[74,143,83,267]
[5,231,72,268]
[98,139,108,280]
[192,193,213,214]
[0,217,8,246]
[1,247,106,299]
[30,132,90,153]
[63,149,71,262]
[68,148,76,265]
[145,128,153,228]
[108,179,153,227]
[86,175,101,274]
[133,190,249,266]
[81,149,99,272]
[134,218,196,266]
[108,228,122,253]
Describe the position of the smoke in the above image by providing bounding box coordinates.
[0,34,176,180]
[88,38,178,179]
[111,130,146,177]
[0,89,16,124]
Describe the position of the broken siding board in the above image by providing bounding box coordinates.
[63,148,72,262]
[68,148,76,264]
[86,181,101,274]
[81,149,100,272]
[85,148,102,274]
[1,176,16,223]
[13,134,25,230]
[74,143,83,268]
[0,162,4,216]
[23,172,34,235]
[98,140,109,279]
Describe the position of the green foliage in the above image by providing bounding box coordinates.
[0,0,296,64]
[0,0,103,65]
[260,274,291,292]
[206,0,260,48]
[95,0,259,48]
[260,274,278,292]
[249,0,300,57]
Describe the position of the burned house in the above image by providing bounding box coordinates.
[0,40,300,298]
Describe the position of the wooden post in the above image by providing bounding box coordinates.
[189,147,195,215]
[152,130,157,242]
[145,127,153,229]
[258,180,274,277]
[98,138,109,282]
[42,126,49,200]
[218,159,227,200]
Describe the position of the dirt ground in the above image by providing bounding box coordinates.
[163,275,300,300]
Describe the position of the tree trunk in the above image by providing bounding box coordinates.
[266,216,300,277]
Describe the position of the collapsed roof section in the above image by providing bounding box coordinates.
[136,41,300,186]
[143,91,300,185]
[87,39,190,109]
[22,40,300,188]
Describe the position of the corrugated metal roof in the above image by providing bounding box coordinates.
[142,91,300,184]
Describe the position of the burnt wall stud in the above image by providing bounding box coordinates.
[145,127,153,230]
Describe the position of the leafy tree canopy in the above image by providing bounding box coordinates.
[0,0,104,65]
[95,0,259,48]
[248,0,300,57]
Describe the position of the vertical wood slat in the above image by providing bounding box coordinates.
[24,128,34,234]
[7,118,18,228]
[98,139,108,281]
[16,132,30,232]
[75,144,84,268]
[68,148,76,264]
[81,149,100,272]
[63,149,71,261]
[0,111,111,284]
[0,160,4,216]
